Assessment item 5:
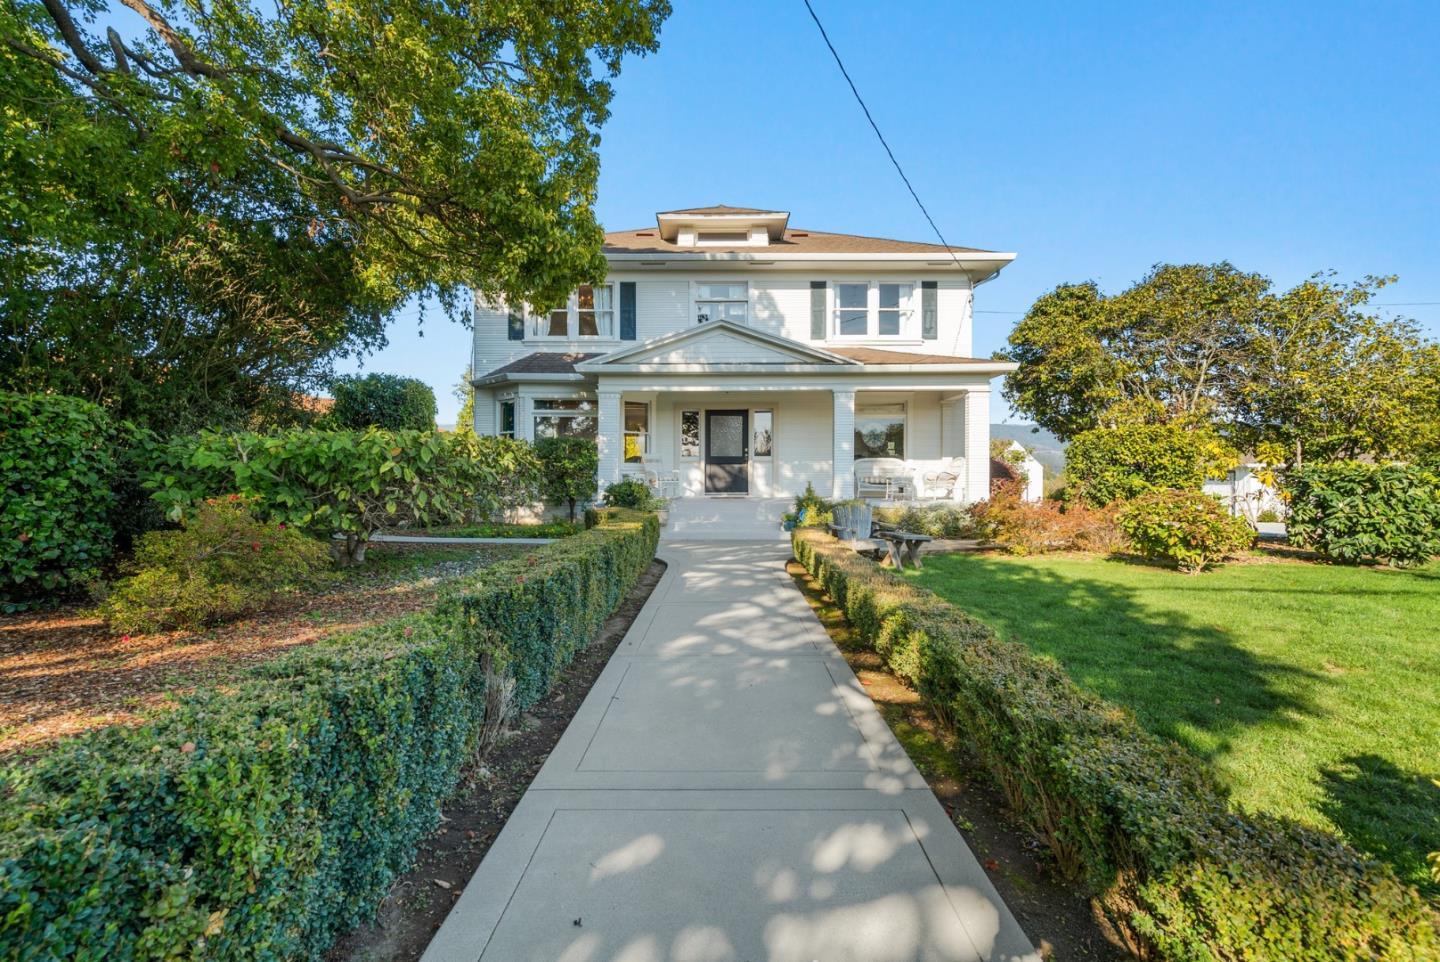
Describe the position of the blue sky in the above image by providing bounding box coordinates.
[341,0,1440,424]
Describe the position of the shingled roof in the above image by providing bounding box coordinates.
[479,352,601,379]
[603,227,994,256]
[825,347,997,365]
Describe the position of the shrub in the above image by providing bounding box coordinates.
[0,509,658,961]
[148,429,539,564]
[99,496,331,631]
[1255,507,1281,523]
[1,392,118,608]
[603,478,658,510]
[1286,461,1440,566]
[971,482,1124,554]
[1066,424,1237,506]
[791,529,1438,960]
[327,373,437,431]
[1118,489,1256,573]
[873,503,975,539]
[535,437,599,522]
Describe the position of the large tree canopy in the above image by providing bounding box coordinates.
[1001,263,1440,462]
[1,0,668,429]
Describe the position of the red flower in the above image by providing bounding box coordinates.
[251,541,261,552]
[277,523,286,529]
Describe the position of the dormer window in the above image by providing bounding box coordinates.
[696,231,750,244]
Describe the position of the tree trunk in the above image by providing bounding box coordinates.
[334,533,368,566]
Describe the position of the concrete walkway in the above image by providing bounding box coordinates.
[423,542,1037,962]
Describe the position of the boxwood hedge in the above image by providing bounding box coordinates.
[0,509,658,961]
[792,529,1438,961]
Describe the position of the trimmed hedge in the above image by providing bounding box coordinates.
[1286,461,1440,566]
[1,392,118,607]
[792,529,1438,961]
[0,509,658,961]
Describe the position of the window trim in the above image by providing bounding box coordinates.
[623,400,651,464]
[752,408,775,460]
[692,279,750,326]
[529,283,617,340]
[831,280,918,339]
[854,400,908,460]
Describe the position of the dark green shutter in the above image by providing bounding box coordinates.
[507,310,524,340]
[921,281,938,340]
[620,282,637,340]
[810,281,826,339]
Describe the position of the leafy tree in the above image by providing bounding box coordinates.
[535,437,599,522]
[1002,265,1440,461]
[1065,424,1238,507]
[454,367,476,436]
[0,0,669,430]
[328,374,437,431]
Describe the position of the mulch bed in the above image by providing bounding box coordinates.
[787,559,1131,961]
[326,559,667,962]
[0,543,527,759]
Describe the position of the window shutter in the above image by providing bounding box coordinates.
[620,281,637,340]
[921,281,938,340]
[810,281,826,339]
[507,310,524,341]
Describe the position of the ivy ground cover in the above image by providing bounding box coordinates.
[908,550,1440,895]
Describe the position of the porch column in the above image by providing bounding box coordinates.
[963,389,991,502]
[596,390,623,495]
[832,389,856,501]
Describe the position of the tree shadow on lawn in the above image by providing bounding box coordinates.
[911,556,1325,765]
[1319,753,1440,898]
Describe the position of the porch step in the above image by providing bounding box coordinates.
[662,497,790,542]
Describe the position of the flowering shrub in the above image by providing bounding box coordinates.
[1118,489,1255,573]
[99,496,331,631]
[971,482,1124,554]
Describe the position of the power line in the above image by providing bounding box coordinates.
[801,0,966,270]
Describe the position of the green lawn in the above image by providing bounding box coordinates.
[908,551,1440,895]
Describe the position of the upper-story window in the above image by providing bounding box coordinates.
[536,284,614,338]
[696,231,750,244]
[695,282,748,325]
[833,281,915,338]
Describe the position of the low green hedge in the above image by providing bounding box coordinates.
[1286,461,1440,566]
[792,529,1438,961]
[0,509,657,961]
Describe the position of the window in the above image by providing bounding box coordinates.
[878,283,913,336]
[533,398,597,440]
[855,403,905,459]
[624,402,649,463]
[498,400,516,438]
[753,410,773,458]
[680,410,700,459]
[834,282,915,337]
[836,283,868,335]
[695,282,748,325]
[536,284,613,338]
[696,231,749,244]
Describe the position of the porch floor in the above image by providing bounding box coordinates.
[662,497,789,542]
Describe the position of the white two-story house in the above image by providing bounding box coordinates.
[470,205,1017,504]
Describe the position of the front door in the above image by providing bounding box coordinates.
[704,410,749,494]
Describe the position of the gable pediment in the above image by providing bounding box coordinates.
[580,321,857,370]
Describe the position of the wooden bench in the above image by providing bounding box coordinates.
[873,527,934,569]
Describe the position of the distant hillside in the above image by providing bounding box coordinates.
[991,423,1066,477]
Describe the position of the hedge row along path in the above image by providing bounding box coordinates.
[422,541,1036,962]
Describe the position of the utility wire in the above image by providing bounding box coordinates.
[801,0,966,269]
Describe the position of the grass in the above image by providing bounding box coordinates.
[908,550,1440,896]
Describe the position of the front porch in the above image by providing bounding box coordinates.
[598,385,993,504]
